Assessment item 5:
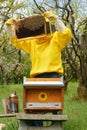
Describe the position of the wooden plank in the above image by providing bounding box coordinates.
[16,34,47,41]
[25,78,61,82]
[0,113,16,118]
[16,113,68,121]
[24,108,62,111]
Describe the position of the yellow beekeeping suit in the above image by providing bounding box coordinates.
[10,28,72,77]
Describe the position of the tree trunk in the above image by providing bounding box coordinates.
[77,85,87,102]
[2,77,8,85]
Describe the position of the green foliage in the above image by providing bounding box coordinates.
[0,0,30,85]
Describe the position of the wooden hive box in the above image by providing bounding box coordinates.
[23,77,64,113]
[13,15,56,39]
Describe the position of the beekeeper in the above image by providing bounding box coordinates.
[6,11,72,78]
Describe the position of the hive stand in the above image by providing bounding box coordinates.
[17,77,67,130]
[16,113,68,130]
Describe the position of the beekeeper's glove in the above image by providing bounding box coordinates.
[42,11,57,24]
[43,11,57,19]
[6,18,15,38]
[42,11,66,32]
[55,17,66,32]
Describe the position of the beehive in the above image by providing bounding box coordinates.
[23,77,64,113]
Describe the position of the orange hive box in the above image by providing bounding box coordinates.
[23,77,64,113]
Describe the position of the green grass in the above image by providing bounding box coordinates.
[63,82,87,130]
[0,82,87,130]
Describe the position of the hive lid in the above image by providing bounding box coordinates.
[23,77,64,87]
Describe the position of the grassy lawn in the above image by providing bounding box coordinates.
[63,82,87,130]
[0,82,87,130]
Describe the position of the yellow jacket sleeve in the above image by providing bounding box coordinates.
[56,28,72,50]
[10,38,31,54]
